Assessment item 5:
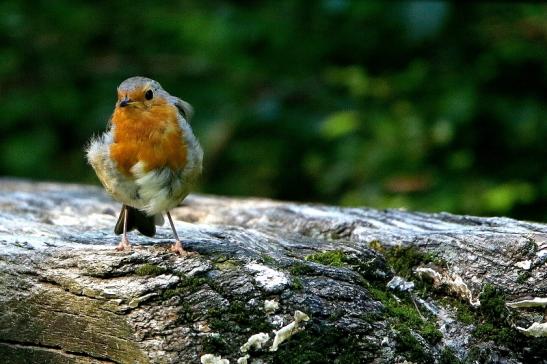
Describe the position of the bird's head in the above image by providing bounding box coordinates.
[116,76,169,110]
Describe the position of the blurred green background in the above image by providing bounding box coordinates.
[1,1,546,220]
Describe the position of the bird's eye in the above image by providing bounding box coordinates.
[145,89,153,100]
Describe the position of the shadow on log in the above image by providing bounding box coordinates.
[0,179,546,363]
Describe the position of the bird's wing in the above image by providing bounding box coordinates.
[171,96,194,122]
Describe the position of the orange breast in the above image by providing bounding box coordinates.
[110,103,187,176]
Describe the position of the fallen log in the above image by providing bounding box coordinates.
[0,179,545,363]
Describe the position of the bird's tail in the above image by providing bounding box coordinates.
[114,205,160,237]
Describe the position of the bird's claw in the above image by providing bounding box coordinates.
[171,240,195,256]
[116,237,132,252]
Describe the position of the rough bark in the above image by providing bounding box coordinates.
[0,179,545,364]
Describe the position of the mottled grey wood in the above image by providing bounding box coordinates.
[0,179,545,364]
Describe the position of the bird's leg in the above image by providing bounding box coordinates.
[116,205,131,251]
[167,211,190,255]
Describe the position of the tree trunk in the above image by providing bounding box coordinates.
[0,179,545,364]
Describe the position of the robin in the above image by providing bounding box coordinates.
[86,76,203,255]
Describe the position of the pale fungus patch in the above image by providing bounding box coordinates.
[246,263,289,292]
[415,267,480,306]
[516,322,547,337]
[506,297,547,308]
[264,299,279,314]
[270,310,310,352]
[200,353,230,364]
[236,354,250,364]
[514,260,532,270]
[240,332,270,353]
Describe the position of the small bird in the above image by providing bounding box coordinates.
[86,76,203,254]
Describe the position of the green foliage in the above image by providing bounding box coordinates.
[438,284,547,361]
[208,300,273,334]
[213,259,240,271]
[161,287,187,300]
[454,302,475,325]
[289,262,315,276]
[161,274,208,299]
[473,322,520,349]
[478,284,509,324]
[260,254,276,266]
[363,244,444,360]
[468,284,524,348]
[388,301,424,328]
[516,271,531,284]
[394,324,433,364]
[321,111,359,139]
[1,2,546,220]
[201,335,230,357]
[291,276,304,291]
[439,293,479,325]
[367,285,441,361]
[272,322,376,364]
[421,323,443,345]
[439,347,461,364]
[134,264,166,276]
[382,246,439,278]
[305,250,347,267]
[180,275,209,289]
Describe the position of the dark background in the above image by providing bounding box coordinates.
[1,1,546,220]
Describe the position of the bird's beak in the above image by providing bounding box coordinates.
[118,96,132,108]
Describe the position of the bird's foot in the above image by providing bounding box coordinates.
[170,240,195,256]
[116,237,131,252]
